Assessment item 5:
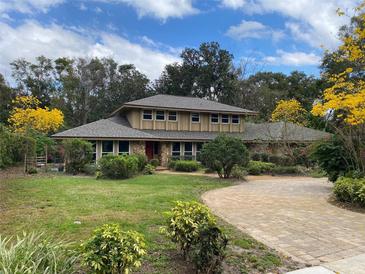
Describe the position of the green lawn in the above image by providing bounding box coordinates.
[0,173,299,273]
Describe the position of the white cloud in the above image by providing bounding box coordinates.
[0,0,64,13]
[220,0,358,49]
[226,20,284,42]
[220,0,245,9]
[0,21,179,80]
[111,0,198,20]
[263,50,321,66]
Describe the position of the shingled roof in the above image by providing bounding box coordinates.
[110,94,258,116]
[53,116,331,142]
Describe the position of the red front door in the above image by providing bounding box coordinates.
[145,142,154,160]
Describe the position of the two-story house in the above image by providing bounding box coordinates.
[53,94,330,166]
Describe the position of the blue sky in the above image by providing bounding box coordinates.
[0,0,359,81]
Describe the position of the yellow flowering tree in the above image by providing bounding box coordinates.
[8,95,64,134]
[312,3,365,172]
[271,99,307,125]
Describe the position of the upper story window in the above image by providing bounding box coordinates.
[168,111,177,121]
[221,114,229,124]
[191,112,200,123]
[211,113,219,123]
[155,110,165,121]
[118,141,129,155]
[143,110,152,120]
[232,115,240,124]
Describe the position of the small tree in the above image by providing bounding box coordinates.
[63,139,92,174]
[200,135,249,178]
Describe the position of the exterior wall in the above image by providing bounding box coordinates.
[130,141,145,155]
[124,108,245,133]
[160,142,171,166]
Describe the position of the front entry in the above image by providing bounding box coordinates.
[145,141,154,160]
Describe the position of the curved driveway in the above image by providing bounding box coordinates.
[202,177,365,266]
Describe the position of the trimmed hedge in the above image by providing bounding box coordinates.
[333,177,365,206]
[246,161,276,175]
[173,160,200,172]
[272,166,300,175]
[98,155,140,179]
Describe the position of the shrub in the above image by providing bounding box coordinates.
[272,166,300,175]
[246,161,276,175]
[161,201,217,256]
[168,160,176,170]
[191,225,228,274]
[333,177,365,204]
[268,155,293,166]
[251,152,269,162]
[143,163,155,175]
[83,163,97,176]
[81,223,146,274]
[63,139,93,174]
[98,155,139,179]
[27,167,38,174]
[0,232,79,274]
[231,164,248,180]
[135,153,148,171]
[149,158,160,167]
[200,135,250,178]
[174,160,200,172]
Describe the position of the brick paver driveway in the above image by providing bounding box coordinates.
[202,177,365,265]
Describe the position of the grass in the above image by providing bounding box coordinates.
[0,173,299,273]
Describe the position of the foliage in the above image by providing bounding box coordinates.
[27,167,38,174]
[134,153,148,172]
[98,155,139,179]
[231,164,248,180]
[0,232,79,274]
[271,166,300,175]
[0,74,15,124]
[200,135,249,178]
[83,163,97,176]
[173,160,200,172]
[168,160,176,170]
[81,223,146,274]
[149,158,160,167]
[8,95,64,134]
[333,177,365,206]
[310,136,353,182]
[63,139,93,174]
[251,152,269,162]
[190,225,228,274]
[26,129,56,156]
[143,163,156,175]
[0,124,36,168]
[246,161,276,175]
[271,99,308,125]
[154,42,240,105]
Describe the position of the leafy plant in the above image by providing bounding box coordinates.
[173,160,200,172]
[83,163,97,176]
[246,161,275,175]
[135,153,148,172]
[231,164,248,180]
[333,177,365,205]
[272,166,300,175]
[98,155,139,179]
[81,223,146,274]
[143,163,155,175]
[148,158,160,167]
[200,135,249,178]
[63,139,93,174]
[0,232,79,274]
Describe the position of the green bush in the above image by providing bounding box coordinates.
[63,139,93,174]
[81,223,146,274]
[168,160,176,170]
[268,155,293,166]
[98,155,139,179]
[149,158,160,167]
[200,135,250,178]
[161,201,227,273]
[246,161,276,175]
[0,232,79,274]
[27,167,38,174]
[231,164,248,180]
[135,153,148,171]
[251,152,269,162]
[173,160,200,172]
[333,177,365,205]
[83,163,97,176]
[272,166,300,175]
[143,163,155,175]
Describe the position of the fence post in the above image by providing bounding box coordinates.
[24,153,27,173]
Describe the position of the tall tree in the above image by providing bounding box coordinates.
[0,74,16,124]
[154,42,240,104]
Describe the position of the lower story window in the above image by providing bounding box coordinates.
[89,140,96,161]
[172,142,181,159]
[102,140,113,156]
[118,141,129,155]
[184,142,193,160]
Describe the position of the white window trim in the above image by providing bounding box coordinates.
[210,113,219,124]
[191,112,200,123]
[232,115,240,124]
[221,114,230,124]
[168,111,178,122]
[155,110,166,121]
[142,109,153,121]
[183,142,193,156]
[101,140,114,156]
[171,142,182,158]
[118,140,131,155]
